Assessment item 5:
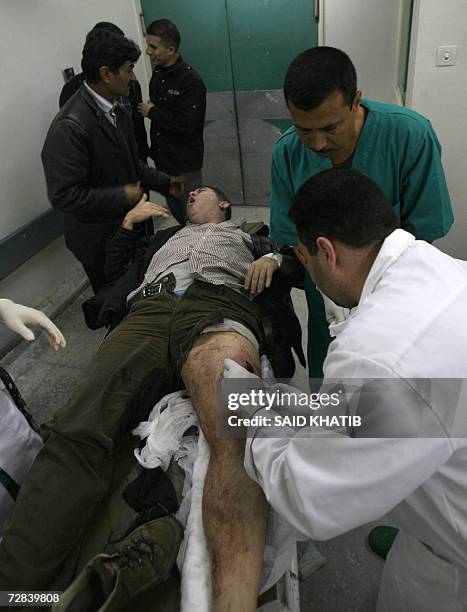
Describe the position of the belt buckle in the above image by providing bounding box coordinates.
[142,282,162,298]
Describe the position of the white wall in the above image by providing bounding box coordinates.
[406,0,467,259]
[0,0,148,239]
[322,0,409,104]
[0,1,147,348]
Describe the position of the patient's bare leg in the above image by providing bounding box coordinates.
[182,331,267,612]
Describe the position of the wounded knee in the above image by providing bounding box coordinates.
[221,335,260,375]
[182,342,258,395]
[186,332,259,377]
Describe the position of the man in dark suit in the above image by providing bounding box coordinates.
[59,22,149,163]
[42,32,183,293]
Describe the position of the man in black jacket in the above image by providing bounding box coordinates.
[42,32,183,293]
[59,22,149,163]
[138,19,206,225]
[0,187,302,611]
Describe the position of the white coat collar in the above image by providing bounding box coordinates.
[359,229,415,302]
[329,229,415,337]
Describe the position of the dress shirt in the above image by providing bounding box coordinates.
[127,220,253,302]
[84,82,116,126]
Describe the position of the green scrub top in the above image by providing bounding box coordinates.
[270,98,454,378]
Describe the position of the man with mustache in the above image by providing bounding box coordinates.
[269,46,453,379]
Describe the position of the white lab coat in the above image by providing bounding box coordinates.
[0,388,42,536]
[244,230,467,610]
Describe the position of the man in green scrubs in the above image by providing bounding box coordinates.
[270,47,453,379]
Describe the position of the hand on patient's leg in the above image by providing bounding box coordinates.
[182,332,267,612]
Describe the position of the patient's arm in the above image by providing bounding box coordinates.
[181,331,267,612]
[244,255,279,295]
[104,195,170,284]
[104,226,147,285]
[120,194,169,230]
[245,248,305,295]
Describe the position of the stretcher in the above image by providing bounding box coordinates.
[133,361,302,611]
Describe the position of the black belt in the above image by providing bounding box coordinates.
[129,274,176,306]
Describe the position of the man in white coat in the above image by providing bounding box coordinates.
[227,169,467,611]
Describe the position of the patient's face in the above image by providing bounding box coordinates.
[187,187,226,224]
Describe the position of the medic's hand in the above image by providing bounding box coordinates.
[0,299,66,350]
[138,101,155,117]
[121,194,170,230]
[222,358,266,419]
[168,176,184,199]
[223,357,260,381]
[244,256,279,295]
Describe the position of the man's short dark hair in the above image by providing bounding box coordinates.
[284,46,357,110]
[86,22,124,42]
[290,169,399,255]
[82,33,141,84]
[146,19,181,50]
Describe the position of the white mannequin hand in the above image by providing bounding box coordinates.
[0,299,66,350]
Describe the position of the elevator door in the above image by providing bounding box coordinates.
[141,0,318,205]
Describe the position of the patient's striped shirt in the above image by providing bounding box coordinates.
[126,220,254,302]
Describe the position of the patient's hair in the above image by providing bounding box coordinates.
[146,19,181,50]
[205,185,232,220]
[290,169,399,255]
[82,32,140,84]
[284,46,357,110]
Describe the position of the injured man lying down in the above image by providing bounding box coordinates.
[0,186,304,611]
